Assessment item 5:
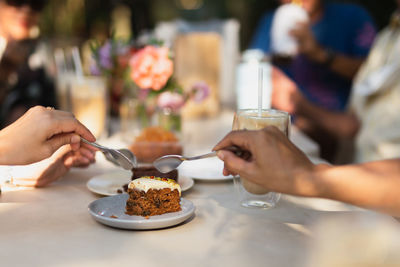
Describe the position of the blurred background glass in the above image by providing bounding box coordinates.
[68,76,107,138]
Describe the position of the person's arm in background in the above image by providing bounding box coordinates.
[290,6,376,79]
[291,22,364,79]
[0,106,96,165]
[271,67,360,139]
[214,128,400,217]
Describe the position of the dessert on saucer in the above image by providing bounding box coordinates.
[125,176,181,217]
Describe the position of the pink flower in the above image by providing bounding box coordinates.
[157,92,185,112]
[129,46,173,91]
[190,81,210,103]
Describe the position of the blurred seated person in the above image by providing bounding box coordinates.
[251,0,376,161]
[349,8,400,163]
[0,0,56,128]
[272,4,400,163]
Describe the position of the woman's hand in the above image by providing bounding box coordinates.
[213,127,316,195]
[10,144,96,187]
[0,106,96,165]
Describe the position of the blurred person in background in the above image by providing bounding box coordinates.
[352,3,400,163]
[271,0,400,163]
[0,0,56,128]
[251,0,376,161]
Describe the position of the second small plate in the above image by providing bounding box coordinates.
[87,170,194,196]
[178,157,233,181]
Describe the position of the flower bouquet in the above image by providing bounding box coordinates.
[129,44,210,131]
[91,38,210,162]
[127,44,210,163]
[91,39,209,128]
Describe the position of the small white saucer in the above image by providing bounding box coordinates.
[178,157,233,181]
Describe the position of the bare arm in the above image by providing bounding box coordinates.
[9,145,96,187]
[308,160,400,216]
[296,98,360,139]
[214,128,400,217]
[271,67,360,138]
[291,22,364,79]
[308,46,364,79]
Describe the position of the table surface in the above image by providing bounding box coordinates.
[0,110,389,267]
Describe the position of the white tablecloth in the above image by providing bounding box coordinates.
[1,110,397,267]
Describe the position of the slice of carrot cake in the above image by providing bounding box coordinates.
[126,176,181,217]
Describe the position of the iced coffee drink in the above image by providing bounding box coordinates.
[232,109,290,208]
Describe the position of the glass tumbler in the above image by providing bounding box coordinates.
[232,109,290,209]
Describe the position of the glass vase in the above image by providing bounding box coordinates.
[157,108,182,133]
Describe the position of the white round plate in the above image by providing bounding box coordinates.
[87,170,194,196]
[178,157,233,181]
[88,194,195,230]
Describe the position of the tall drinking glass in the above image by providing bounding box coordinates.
[232,109,290,209]
[56,72,74,112]
[69,76,108,138]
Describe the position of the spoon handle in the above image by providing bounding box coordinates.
[81,137,103,149]
[186,146,251,161]
[186,151,217,161]
[222,146,252,161]
[81,138,105,150]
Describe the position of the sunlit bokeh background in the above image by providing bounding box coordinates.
[39,0,396,49]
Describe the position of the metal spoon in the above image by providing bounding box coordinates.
[81,138,137,170]
[153,146,251,173]
[104,149,136,168]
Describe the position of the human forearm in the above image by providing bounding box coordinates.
[330,54,364,79]
[6,145,95,187]
[310,46,364,79]
[304,160,400,216]
[296,99,359,139]
[216,129,400,217]
[272,65,360,138]
[0,131,12,165]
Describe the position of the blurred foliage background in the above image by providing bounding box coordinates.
[39,0,397,49]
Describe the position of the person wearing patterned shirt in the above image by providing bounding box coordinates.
[350,10,400,163]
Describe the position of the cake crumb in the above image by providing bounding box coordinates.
[110,215,118,218]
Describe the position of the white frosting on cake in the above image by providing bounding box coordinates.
[128,177,181,196]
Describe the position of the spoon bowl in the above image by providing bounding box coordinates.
[118,149,137,166]
[153,153,214,174]
[81,138,137,170]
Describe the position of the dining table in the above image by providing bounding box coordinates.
[1,109,398,267]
